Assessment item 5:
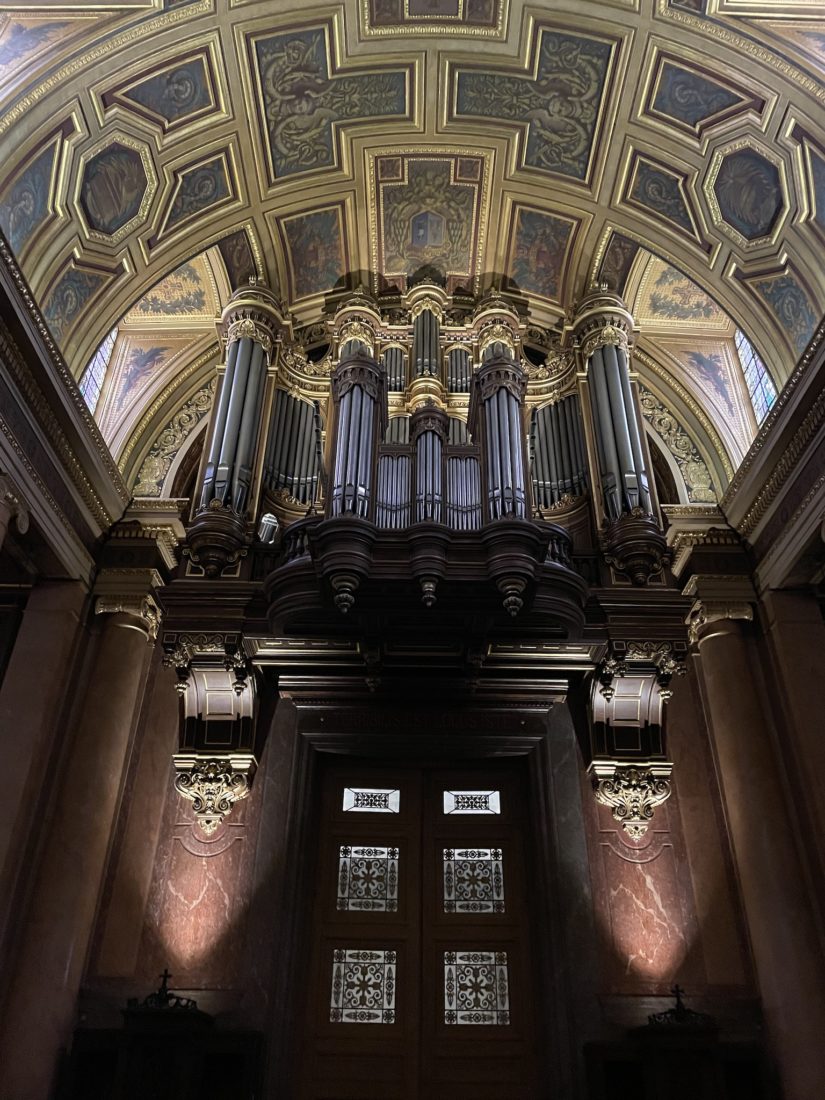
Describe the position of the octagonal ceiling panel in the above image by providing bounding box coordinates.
[79,139,154,241]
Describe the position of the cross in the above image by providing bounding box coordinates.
[158,968,172,995]
[671,984,686,1010]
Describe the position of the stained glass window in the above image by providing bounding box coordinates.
[342,787,400,813]
[444,951,510,1025]
[78,327,118,415]
[330,948,396,1023]
[735,329,777,424]
[443,848,504,913]
[338,845,399,911]
[443,790,501,815]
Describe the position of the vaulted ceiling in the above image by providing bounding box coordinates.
[1,0,823,500]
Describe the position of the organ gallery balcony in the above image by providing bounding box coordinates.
[263,509,588,639]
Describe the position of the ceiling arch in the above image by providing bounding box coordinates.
[1,0,823,470]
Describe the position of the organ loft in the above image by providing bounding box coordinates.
[1,3,825,1099]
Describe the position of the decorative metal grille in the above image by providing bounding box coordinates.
[443,848,504,913]
[338,845,399,911]
[342,787,400,813]
[330,948,397,1024]
[444,951,510,1025]
[443,790,501,815]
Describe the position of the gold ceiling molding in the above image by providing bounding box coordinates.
[358,0,509,39]
[659,0,825,105]
[0,1,213,137]
[634,345,735,483]
[733,364,825,538]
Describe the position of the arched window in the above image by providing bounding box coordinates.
[78,327,118,415]
[735,329,777,424]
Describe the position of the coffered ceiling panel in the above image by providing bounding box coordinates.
[0,0,823,408]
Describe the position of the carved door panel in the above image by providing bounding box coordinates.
[297,760,540,1099]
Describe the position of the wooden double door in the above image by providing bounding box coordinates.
[297,759,543,1099]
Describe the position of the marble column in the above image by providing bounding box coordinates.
[690,605,825,1100]
[760,589,825,897]
[0,581,87,976]
[0,579,158,1100]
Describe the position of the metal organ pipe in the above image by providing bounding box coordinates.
[586,339,653,518]
[232,341,265,512]
[529,396,589,509]
[472,346,528,521]
[200,338,238,508]
[589,348,624,519]
[413,308,440,376]
[329,352,385,519]
[617,346,652,513]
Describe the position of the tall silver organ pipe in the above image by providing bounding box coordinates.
[329,352,387,518]
[386,416,410,444]
[383,346,407,392]
[530,395,588,508]
[588,341,651,518]
[413,307,440,377]
[411,408,447,524]
[263,389,321,504]
[447,348,471,392]
[199,282,281,516]
[471,351,528,520]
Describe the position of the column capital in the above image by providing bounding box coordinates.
[93,567,163,640]
[683,573,756,646]
[220,280,285,361]
[568,285,635,359]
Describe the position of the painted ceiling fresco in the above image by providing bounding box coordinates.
[2,0,825,494]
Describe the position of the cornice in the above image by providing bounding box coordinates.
[0,235,129,513]
[720,317,825,525]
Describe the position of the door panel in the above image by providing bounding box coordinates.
[298,760,540,1099]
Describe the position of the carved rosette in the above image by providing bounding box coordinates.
[173,753,256,835]
[590,761,673,839]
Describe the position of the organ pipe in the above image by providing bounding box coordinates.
[199,283,282,516]
[329,351,386,518]
[530,396,589,509]
[470,350,528,521]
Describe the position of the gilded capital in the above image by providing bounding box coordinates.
[569,285,635,361]
[95,591,162,640]
[220,280,284,362]
[173,753,256,834]
[686,599,753,646]
[93,567,163,640]
[590,761,673,839]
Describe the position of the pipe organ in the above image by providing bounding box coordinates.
[188,280,667,590]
